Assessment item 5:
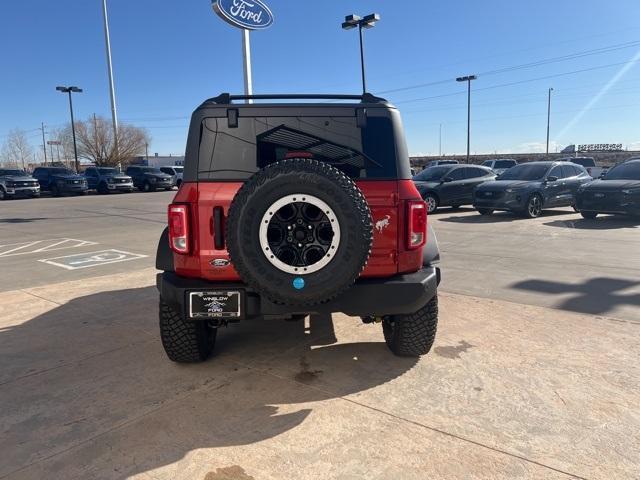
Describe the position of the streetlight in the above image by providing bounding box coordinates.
[546,87,554,156]
[102,0,119,154]
[456,75,477,164]
[342,13,380,94]
[56,86,82,173]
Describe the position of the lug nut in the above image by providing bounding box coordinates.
[307,236,313,242]
[287,237,293,242]
[296,219,303,225]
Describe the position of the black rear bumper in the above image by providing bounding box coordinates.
[157,267,440,320]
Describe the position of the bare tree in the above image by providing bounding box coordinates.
[68,115,150,167]
[1,129,33,170]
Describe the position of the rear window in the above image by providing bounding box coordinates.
[494,160,516,169]
[197,115,400,180]
[570,157,596,167]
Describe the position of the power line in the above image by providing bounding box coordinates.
[394,59,640,104]
[378,39,640,95]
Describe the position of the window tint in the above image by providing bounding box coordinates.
[413,166,450,181]
[447,168,466,180]
[499,164,548,181]
[198,115,398,180]
[561,165,576,178]
[604,162,640,180]
[571,157,596,167]
[494,160,516,169]
[465,167,488,179]
[160,167,173,174]
[548,166,564,179]
[481,160,492,167]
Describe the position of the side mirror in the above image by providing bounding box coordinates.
[442,177,453,183]
[599,172,606,179]
[547,176,558,182]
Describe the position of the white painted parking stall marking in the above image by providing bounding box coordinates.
[38,249,148,270]
[0,238,98,258]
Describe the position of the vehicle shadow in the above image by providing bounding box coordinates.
[1,287,418,478]
[438,209,574,224]
[510,277,640,316]
[0,217,48,223]
[543,216,640,230]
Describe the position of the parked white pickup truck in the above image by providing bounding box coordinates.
[560,157,608,178]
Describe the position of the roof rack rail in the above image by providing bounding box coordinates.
[206,93,387,104]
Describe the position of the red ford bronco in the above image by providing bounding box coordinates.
[155,93,441,362]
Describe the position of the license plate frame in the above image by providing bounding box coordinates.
[188,290,243,319]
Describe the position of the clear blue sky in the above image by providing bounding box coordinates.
[1,0,640,158]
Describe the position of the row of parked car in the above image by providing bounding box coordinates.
[0,165,184,200]
[412,158,640,219]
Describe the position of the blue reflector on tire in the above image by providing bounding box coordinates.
[293,277,305,290]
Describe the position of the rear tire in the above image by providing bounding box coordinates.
[0,187,6,200]
[383,295,439,357]
[477,208,493,215]
[159,299,216,363]
[50,184,60,197]
[98,182,109,194]
[580,211,598,219]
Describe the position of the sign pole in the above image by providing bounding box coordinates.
[242,29,253,104]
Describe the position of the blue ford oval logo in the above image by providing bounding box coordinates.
[212,0,274,30]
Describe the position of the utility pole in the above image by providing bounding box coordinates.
[439,123,442,156]
[546,87,554,156]
[39,123,47,165]
[102,0,119,155]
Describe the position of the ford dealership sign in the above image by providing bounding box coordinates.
[212,0,274,30]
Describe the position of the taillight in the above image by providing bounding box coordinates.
[407,200,427,250]
[168,204,190,254]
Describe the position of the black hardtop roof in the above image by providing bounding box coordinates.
[197,93,393,110]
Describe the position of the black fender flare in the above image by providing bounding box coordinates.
[155,227,174,272]
[422,223,440,266]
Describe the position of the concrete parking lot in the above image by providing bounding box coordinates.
[1,194,639,479]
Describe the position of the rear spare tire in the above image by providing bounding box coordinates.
[227,159,373,306]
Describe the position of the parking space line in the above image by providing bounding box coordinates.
[38,249,148,270]
[0,238,99,258]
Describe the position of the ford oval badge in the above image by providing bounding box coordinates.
[210,258,231,267]
[212,0,274,30]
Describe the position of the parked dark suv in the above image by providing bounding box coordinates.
[32,167,88,196]
[155,93,441,363]
[412,164,496,213]
[84,167,134,194]
[125,166,173,192]
[473,161,591,217]
[0,168,40,200]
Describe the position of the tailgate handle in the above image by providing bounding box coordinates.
[213,207,225,250]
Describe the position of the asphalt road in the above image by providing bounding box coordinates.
[1,193,639,321]
[0,191,169,291]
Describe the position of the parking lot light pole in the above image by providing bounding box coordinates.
[56,86,82,173]
[546,87,554,156]
[342,13,380,94]
[456,75,477,164]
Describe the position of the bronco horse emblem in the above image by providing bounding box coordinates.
[375,215,391,233]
